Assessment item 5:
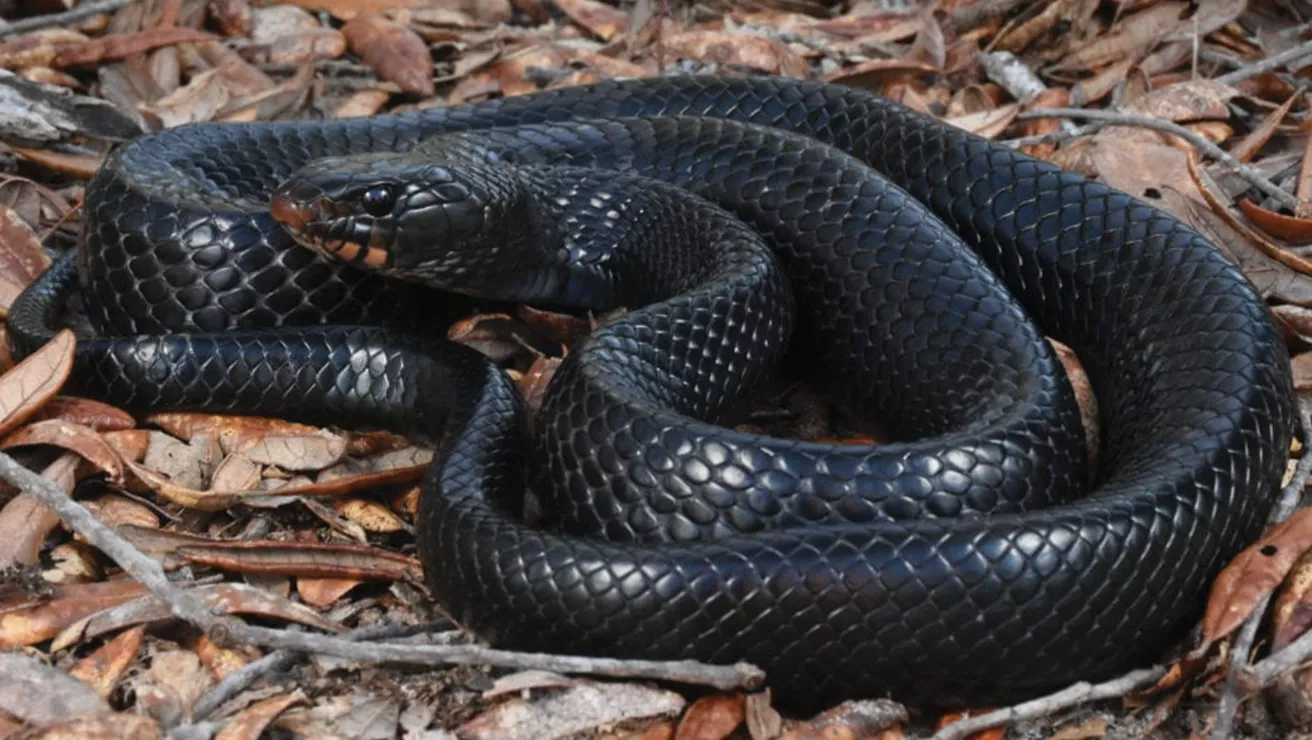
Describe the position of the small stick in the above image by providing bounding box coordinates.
[0,0,134,37]
[929,667,1167,740]
[1215,37,1312,86]
[1017,107,1302,211]
[191,621,450,719]
[0,450,765,692]
[1212,594,1272,740]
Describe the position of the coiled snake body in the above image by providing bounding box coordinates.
[10,75,1296,710]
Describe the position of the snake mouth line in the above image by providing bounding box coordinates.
[270,193,390,268]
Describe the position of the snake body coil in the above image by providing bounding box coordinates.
[9,75,1296,710]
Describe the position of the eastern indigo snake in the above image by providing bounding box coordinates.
[8,74,1297,710]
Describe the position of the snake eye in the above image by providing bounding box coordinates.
[361,186,394,217]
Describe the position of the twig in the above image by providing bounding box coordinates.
[950,0,1028,31]
[0,0,134,37]
[929,666,1168,740]
[0,449,766,692]
[1001,122,1099,149]
[1215,37,1312,86]
[1212,593,1272,740]
[1017,108,1302,211]
[232,623,763,690]
[192,621,448,719]
[0,451,224,629]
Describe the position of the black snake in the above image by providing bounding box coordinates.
[9,74,1296,710]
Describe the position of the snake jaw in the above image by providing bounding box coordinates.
[270,191,393,268]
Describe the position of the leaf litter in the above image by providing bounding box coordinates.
[2,0,1312,738]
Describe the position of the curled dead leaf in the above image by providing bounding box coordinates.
[0,328,74,438]
[0,418,124,483]
[342,13,434,98]
[1201,508,1312,647]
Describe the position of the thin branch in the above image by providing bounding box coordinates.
[192,621,452,720]
[1017,108,1302,211]
[1212,593,1272,740]
[0,0,135,37]
[929,667,1168,740]
[1215,37,1312,86]
[0,450,765,692]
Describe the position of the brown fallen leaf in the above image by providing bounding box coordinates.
[1119,78,1239,122]
[83,493,160,531]
[674,693,744,740]
[30,396,136,432]
[190,632,255,680]
[8,147,103,179]
[331,496,407,533]
[342,13,434,98]
[518,355,563,415]
[1270,547,1312,652]
[1070,56,1138,107]
[662,30,809,78]
[0,453,78,567]
[0,579,149,649]
[1053,2,1190,71]
[1187,153,1312,276]
[0,204,49,311]
[554,0,628,40]
[0,328,74,438]
[129,649,213,728]
[20,713,165,739]
[233,429,347,472]
[0,418,125,483]
[1201,507,1312,647]
[824,57,939,90]
[52,582,346,650]
[1230,90,1299,164]
[1049,715,1109,740]
[1237,198,1312,245]
[272,0,429,20]
[216,692,306,740]
[54,27,217,67]
[296,577,362,607]
[944,102,1020,139]
[67,625,145,698]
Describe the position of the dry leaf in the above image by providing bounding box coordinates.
[554,0,627,40]
[9,147,103,178]
[663,30,809,77]
[1201,508,1312,646]
[54,27,216,67]
[1230,91,1299,164]
[296,577,362,607]
[234,429,347,471]
[674,693,745,740]
[67,625,145,698]
[0,328,74,438]
[342,13,434,98]
[216,693,306,740]
[1049,715,1108,740]
[128,650,213,728]
[1054,2,1190,70]
[1120,79,1238,122]
[1237,199,1312,245]
[0,418,124,483]
[0,579,149,648]
[30,396,135,432]
[176,538,420,581]
[944,102,1020,139]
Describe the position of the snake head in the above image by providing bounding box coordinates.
[271,153,524,277]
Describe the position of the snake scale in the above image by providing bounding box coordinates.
[8,74,1296,710]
